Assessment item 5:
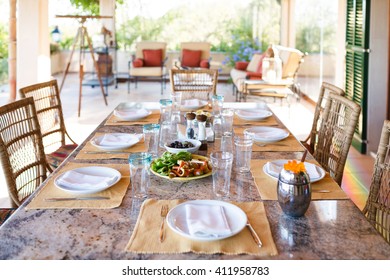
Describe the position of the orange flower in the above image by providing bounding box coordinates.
[284,160,306,173]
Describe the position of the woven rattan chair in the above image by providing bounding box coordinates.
[0,97,50,207]
[313,92,361,185]
[170,68,218,101]
[363,120,390,244]
[301,82,346,153]
[19,80,77,169]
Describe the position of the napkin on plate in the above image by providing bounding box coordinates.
[253,130,285,139]
[99,134,139,146]
[267,161,320,179]
[57,170,117,190]
[185,204,232,237]
[182,99,204,107]
[115,108,149,119]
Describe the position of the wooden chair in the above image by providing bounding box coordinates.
[0,97,50,207]
[363,120,390,244]
[301,82,346,153]
[19,80,77,169]
[313,92,361,185]
[170,68,218,102]
[128,41,167,95]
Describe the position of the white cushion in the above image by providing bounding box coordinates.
[130,66,167,77]
[246,53,263,72]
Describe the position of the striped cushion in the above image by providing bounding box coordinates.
[46,144,78,169]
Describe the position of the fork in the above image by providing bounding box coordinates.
[159,205,169,242]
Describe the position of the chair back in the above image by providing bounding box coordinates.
[313,92,361,185]
[306,82,346,153]
[0,97,49,206]
[135,41,167,61]
[19,80,75,153]
[170,69,218,101]
[180,42,211,60]
[273,45,305,79]
[363,120,390,243]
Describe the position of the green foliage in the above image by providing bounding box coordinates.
[0,23,8,84]
[69,0,124,15]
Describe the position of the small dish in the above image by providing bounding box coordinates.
[167,200,247,241]
[235,109,273,121]
[164,138,201,154]
[263,159,326,183]
[244,126,289,143]
[113,108,151,121]
[90,133,142,151]
[54,166,121,195]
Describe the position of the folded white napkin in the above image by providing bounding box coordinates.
[99,134,139,147]
[57,170,116,190]
[185,204,231,237]
[183,99,202,107]
[267,161,320,180]
[115,108,149,119]
[254,130,285,139]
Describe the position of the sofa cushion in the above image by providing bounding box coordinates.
[182,49,202,67]
[246,53,265,72]
[235,61,249,71]
[132,58,144,68]
[199,59,210,68]
[246,71,262,79]
[142,49,163,67]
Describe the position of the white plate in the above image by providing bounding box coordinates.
[244,126,289,143]
[166,200,247,241]
[181,99,208,110]
[90,133,142,151]
[54,166,121,194]
[263,160,326,183]
[235,109,273,121]
[113,108,151,121]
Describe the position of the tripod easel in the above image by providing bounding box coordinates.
[57,15,112,117]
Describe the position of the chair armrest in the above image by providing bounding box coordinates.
[161,57,168,68]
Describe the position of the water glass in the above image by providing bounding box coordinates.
[221,132,234,154]
[159,99,172,123]
[143,124,160,158]
[128,152,152,199]
[170,91,182,116]
[222,108,234,134]
[211,95,224,116]
[234,135,253,173]
[159,120,173,148]
[210,151,233,199]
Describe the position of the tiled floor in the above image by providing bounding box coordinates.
[0,73,374,209]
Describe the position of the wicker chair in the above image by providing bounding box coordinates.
[19,80,77,169]
[169,68,218,102]
[363,120,390,244]
[301,82,346,153]
[313,92,361,185]
[0,97,50,207]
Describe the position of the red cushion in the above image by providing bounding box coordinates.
[246,71,262,79]
[235,61,249,71]
[132,58,144,68]
[199,59,210,68]
[142,49,163,67]
[182,49,202,67]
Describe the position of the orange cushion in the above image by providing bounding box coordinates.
[200,59,210,68]
[235,61,249,71]
[143,49,163,67]
[132,58,144,68]
[246,71,263,79]
[182,49,202,67]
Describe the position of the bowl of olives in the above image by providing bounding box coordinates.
[164,138,201,154]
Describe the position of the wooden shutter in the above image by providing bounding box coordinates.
[345,0,370,153]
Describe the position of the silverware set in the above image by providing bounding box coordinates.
[246,221,262,247]
[45,196,110,202]
[159,204,169,242]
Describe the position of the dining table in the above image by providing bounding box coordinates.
[0,101,389,260]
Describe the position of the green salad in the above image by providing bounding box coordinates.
[150,151,192,176]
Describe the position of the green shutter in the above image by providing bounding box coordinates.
[345,0,370,153]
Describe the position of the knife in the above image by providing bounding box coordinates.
[85,151,128,154]
[45,196,110,202]
[246,222,262,247]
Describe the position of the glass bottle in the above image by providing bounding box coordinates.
[196,114,208,151]
[185,112,196,139]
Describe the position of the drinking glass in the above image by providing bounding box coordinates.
[211,95,224,116]
[234,134,253,173]
[222,108,234,134]
[159,99,172,123]
[159,120,173,148]
[170,92,182,117]
[143,124,160,158]
[128,152,152,199]
[221,132,234,154]
[210,151,233,199]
